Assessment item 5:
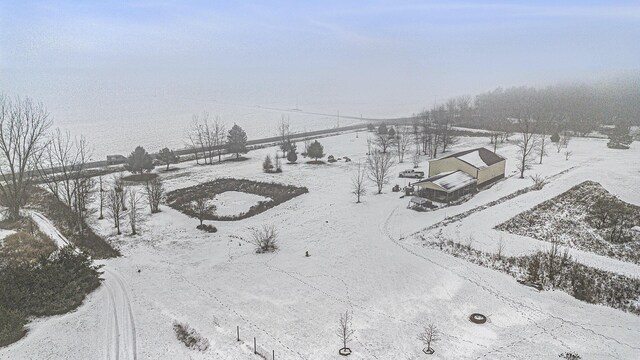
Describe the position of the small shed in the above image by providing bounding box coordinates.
[414,170,477,202]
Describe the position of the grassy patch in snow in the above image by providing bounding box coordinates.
[495,181,640,264]
[173,322,209,351]
[166,178,308,221]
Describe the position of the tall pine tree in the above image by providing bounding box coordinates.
[226,124,248,159]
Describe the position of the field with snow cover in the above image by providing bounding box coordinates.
[2,131,639,360]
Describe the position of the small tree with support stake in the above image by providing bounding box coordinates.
[417,323,439,354]
[337,310,355,356]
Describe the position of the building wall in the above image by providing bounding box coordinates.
[428,158,478,178]
[477,160,506,186]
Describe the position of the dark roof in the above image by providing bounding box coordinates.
[440,147,505,168]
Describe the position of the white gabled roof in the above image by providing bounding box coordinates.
[419,170,476,192]
[457,151,489,169]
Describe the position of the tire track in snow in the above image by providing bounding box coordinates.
[103,268,138,360]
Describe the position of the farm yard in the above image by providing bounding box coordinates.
[1,130,639,360]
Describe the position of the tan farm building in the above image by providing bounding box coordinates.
[414,147,506,202]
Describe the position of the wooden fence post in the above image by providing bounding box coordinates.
[254,337,256,354]
[236,326,239,341]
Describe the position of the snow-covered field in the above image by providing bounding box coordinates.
[2,132,640,359]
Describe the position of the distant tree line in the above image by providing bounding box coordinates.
[446,77,639,137]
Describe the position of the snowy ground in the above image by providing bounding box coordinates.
[2,132,640,359]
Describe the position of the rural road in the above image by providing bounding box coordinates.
[28,211,138,360]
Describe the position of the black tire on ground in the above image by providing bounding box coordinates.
[469,313,487,324]
[339,347,352,356]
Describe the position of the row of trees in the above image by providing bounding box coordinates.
[187,113,249,164]
[336,310,440,355]
[472,79,639,136]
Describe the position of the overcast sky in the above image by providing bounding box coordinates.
[1,0,640,114]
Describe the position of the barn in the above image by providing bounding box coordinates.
[414,170,477,202]
[427,147,506,187]
[413,147,505,202]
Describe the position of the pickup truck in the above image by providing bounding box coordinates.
[399,169,424,178]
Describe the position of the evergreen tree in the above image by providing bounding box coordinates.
[377,123,388,135]
[227,124,248,158]
[263,154,273,172]
[307,140,325,161]
[158,147,178,171]
[287,150,298,163]
[126,146,154,174]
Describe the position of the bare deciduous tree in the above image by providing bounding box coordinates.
[337,311,355,353]
[107,188,126,235]
[515,115,539,178]
[193,196,210,226]
[417,323,439,354]
[114,174,128,211]
[351,162,366,203]
[98,176,105,219]
[72,175,95,238]
[0,95,51,220]
[128,189,142,235]
[396,126,411,163]
[38,129,90,206]
[145,177,164,213]
[411,145,421,168]
[37,128,94,235]
[278,116,291,158]
[367,150,395,194]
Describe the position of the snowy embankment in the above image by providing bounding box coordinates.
[2,132,639,359]
[1,211,139,360]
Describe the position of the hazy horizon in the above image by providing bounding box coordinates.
[2,1,639,157]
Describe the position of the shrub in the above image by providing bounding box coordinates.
[0,231,56,267]
[251,225,278,253]
[196,224,217,233]
[173,322,209,351]
[0,306,26,347]
[0,247,101,346]
[287,150,298,163]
